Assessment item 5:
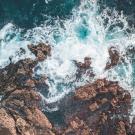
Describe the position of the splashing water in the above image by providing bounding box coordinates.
[0,0,135,112]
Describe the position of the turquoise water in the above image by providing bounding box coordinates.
[0,0,80,28]
[75,24,90,40]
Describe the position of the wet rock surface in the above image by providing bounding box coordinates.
[105,46,120,70]
[55,79,132,135]
[28,43,51,61]
[98,0,135,27]
[0,43,54,135]
[74,57,95,80]
[0,43,134,135]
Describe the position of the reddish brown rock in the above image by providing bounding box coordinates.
[25,79,36,87]
[89,102,99,112]
[105,46,120,70]
[75,57,92,69]
[116,121,127,135]
[0,58,37,94]
[0,108,17,135]
[95,79,106,89]
[0,43,54,135]
[100,98,108,104]
[28,43,51,61]
[0,88,53,134]
[111,97,118,107]
[75,85,97,100]
[75,79,120,101]
[100,113,108,124]
[0,42,133,135]
[63,117,90,135]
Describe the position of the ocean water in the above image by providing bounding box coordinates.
[0,0,135,113]
[0,0,80,28]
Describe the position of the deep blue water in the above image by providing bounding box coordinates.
[0,0,80,28]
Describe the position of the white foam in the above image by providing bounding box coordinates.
[35,1,135,105]
[0,23,35,67]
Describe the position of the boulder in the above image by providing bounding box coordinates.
[28,43,51,61]
[105,47,120,70]
[75,85,97,100]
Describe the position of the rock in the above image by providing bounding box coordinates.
[3,89,52,126]
[111,97,118,107]
[57,78,132,135]
[0,43,54,135]
[28,43,51,61]
[63,117,90,135]
[116,121,127,135]
[122,92,131,104]
[0,58,37,95]
[0,42,133,135]
[131,117,135,134]
[75,79,120,101]
[74,57,95,80]
[69,117,85,129]
[89,102,99,112]
[75,57,92,69]
[0,89,54,135]
[95,79,107,89]
[105,47,120,70]
[100,113,108,124]
[25,79,36,87]
[16,117,34,135]
[26,108,52,129]
[75,85,97,100]
[0,43,50,94]
[0,108,17,135]
[4,89,40,108]
[100,98,108,104]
